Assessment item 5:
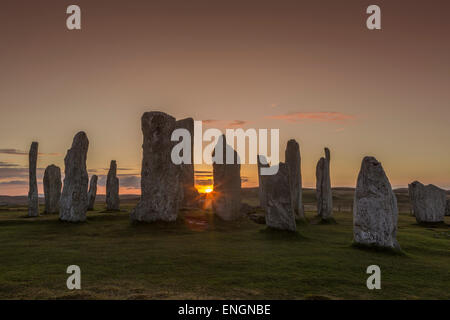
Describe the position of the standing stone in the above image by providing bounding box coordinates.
[212,135,242,221]
[408,181,446,223]
[131,112,181,222]
[87,175,98,211]
[285,139,305,220]
[257,155,269,209]
[353,157,400,250]
[59,132,89,222]
[106,160,120,211]
[176,118,199,207]
[445,199,450,216]
[28,142,39,217]
[315,147,333,220]
[264,162,297,232]
[43,165,61,214]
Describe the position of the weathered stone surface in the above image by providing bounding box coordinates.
[212,135,242,221]
[87,175,98,211]
[106,160,120,211]
[176,118,199,207]
[131,112,181,222]
[59,132,89,222]
[28,142,39,217]
[316,147,333,219]
[353,157,400,249]
[264,162,296,232]
[257,155,269,209]
[408,181,445,223]
[285,139,304,220]
[446,199,450,216]
[43,165,61,214]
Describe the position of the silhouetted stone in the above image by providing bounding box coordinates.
[43,165,61,214]
[257,155,269,209]
[106,160,120,211]
[212,135,242,221]
[408,181,445,223]
[316,147,333,220]
[176,118,199,207]
[59,132,89,222]
[28,142,39,217]
[264,163,296,232]
[87,175,98,211]
[446,199,450,216]
[353,157,400,250]
[131,112,181,222]
[285,139,304,220]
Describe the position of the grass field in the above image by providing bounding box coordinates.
[0,189,448,300]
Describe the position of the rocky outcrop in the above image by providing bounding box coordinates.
[131,112,181,222]
[446,199,450,216]
[176,118,199,207]
[264,163,296,232]
[316,147,333,220]
[285,139,304,220]
[106,160,120,211]
[43,165,61,214]
[59,132,89,222]
[28,142,39,217]
[408,181,446,223]
[212,135,242,221]
[353,157,400,250]
[87,175,98,211]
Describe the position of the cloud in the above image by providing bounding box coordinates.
[97,174,140,189]
[0,180,28,186]
[0,149,62,156]
[228,120,249,127]
[267,112,356,123]
[0,167,45,180]
[0,149,27,155]
[196,179,213,186]
[201,119,249,128]
[0,162,20,168]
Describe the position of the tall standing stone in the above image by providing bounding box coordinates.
[131,112,181,222]
[285,139,304,220]
[212,135,242,221]
[353,157,400,250]
[87,175,98,211]
[445,199,450,216]
[408,181,446,223]
[106,160,120,211]
[28,142,39,217]
[316,147,333,220]
[176,118,199,207]
[257,155,269,210]
[59,132,89,222]
[264,162,296,232]
[43,165,61,214]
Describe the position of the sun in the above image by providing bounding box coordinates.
[204,187,213,193]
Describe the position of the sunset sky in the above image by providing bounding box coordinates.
[1,0,449,196]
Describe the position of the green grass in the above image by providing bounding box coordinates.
[0,193,449,300]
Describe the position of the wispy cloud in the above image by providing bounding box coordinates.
[201,119,250,128]
[97,174,140,189]
[0,148,62,156]
[0,162,20,168]
[0,149,27,155]
[267,112,356,123]
[0,180,28,186]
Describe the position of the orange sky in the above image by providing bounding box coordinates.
[1,0,450,196]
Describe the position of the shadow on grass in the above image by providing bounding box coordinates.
[413,221,449,228]
[351,242,405,256]
[258,227,307,242]
[309,216,337,225]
